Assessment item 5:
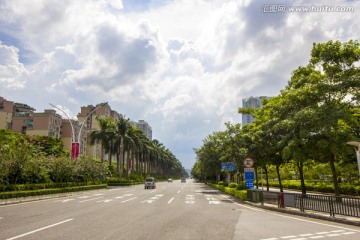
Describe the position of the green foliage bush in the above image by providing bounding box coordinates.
[236,182,246,190]
[207,182,247,201]
[228,182,237,188]
[265,179,360,195]
[0,134,111,195]
[0,184,107,199]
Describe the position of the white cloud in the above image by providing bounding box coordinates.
[0,43,28,89]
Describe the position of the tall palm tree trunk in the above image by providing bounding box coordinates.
[119,137,124,179]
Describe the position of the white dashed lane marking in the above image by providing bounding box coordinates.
[204,195,221,205]
[259,229,358,240]
[141,194,164,204]
[168,197,174,204]
[121,197,137,203]
[79,197,103,203]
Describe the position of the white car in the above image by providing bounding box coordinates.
[144,177,156,189]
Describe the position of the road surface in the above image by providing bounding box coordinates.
[1,179,359,240]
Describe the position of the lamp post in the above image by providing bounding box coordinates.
[50,102,108,159]
[49,103,77,158]
[347,141,360,176]
[77,102,108,157]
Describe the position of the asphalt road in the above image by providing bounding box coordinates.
[1,179,359,240]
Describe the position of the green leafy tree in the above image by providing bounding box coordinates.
[90,116,114,163]
[283,40,360,196]
[113,116,131,178]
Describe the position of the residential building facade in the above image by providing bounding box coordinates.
[134,120,152,140]
[77,103,121,158]
[11,102,36,134]
[0,96,14,129]
[242,96,269,125]
[0,96,152,161]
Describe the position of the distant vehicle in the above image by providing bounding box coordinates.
[145,177,156,189]
[167,178,173,182]
[181,178,186,183]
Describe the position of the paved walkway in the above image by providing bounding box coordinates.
[247,187,360,227]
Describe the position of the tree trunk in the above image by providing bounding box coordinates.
[276,164,283,193]
[329,153,341,196]
[265,165,269,191]
[124,150,128,180]
[119,137,124,179]
[108,144,112,165]
[255,167,259,189]
[100,144,104,163]
[298,161,306,195]
[116,150,120,179]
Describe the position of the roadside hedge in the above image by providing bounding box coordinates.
[264,180,360,195]
[0,184,108,199]
[207,182,247,201]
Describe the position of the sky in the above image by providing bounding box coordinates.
[0,0,359,169]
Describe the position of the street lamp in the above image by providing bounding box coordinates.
[77,102,108,156]
[50,102,108,159]
[49,103,75,152]
[347,141,360,176]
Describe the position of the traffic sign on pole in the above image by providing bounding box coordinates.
[243,157,254,168]
[244,165,255,189]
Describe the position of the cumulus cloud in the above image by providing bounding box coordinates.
[0,43,27,89]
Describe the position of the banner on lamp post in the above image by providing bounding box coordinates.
[71,142,80,159]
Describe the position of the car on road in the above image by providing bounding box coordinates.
[181,178,186,183]
[145,177,156,189]
[167,178,172,182]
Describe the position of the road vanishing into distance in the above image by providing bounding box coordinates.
[1,179,360,240]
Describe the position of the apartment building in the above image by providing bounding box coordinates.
[0,96,14,129]
[77,103,122,158]
[134,120,152,140]
[11,102,36,134]
[242,96,269,125]
[0,96,152,160]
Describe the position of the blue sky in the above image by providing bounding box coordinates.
[0,0,359,169]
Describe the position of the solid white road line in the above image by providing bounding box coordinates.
[168,197,174,204]
[6,219,73,240]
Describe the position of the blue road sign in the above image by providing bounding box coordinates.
[245,180,254,188]
[221,162,235,171]
[244,172,255,180]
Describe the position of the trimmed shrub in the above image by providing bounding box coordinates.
[0,184,108,199]
[229,182,237,188]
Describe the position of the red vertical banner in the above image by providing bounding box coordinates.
[71,142,80,159]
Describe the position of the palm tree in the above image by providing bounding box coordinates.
[113,116,131,179]
[125,125,147,176]
[89,116,114,163]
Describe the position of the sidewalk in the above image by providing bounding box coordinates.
[245,187,360,227]
[244,200,360,227]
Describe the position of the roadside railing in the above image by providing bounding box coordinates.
[247,189,360,218]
